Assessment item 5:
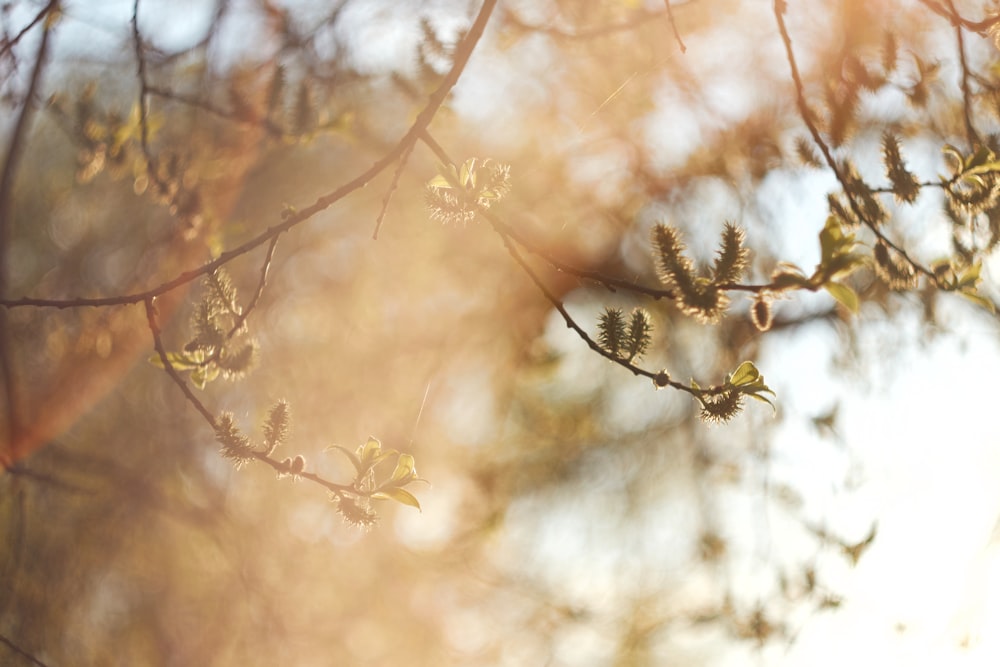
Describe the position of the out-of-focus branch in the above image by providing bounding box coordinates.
[1,0,499,312]
[0,0,58,460]
[504,6,665,41]
[915,0,1000,35]
[664,0,687,53]
[0,1,56,62]
[0,632,51,667]
[944,0,979,146]
[772,1,937,285]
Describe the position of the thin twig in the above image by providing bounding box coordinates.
[664,0,687,53]
[0,633,51,667]
[945,0,978,147]
[372,141,415,240]
[146,85,286,138]
[417,131,676,300]
[417,132,714,398]
[915,0,1000,36]
[228,234,279,337]
[131,0,162,193]
[144,299,369,497]
[3,463,92,494]
[145,298,217,426]
[0,1,55,62]
[772,1,937,285]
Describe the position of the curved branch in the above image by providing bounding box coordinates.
[1,0,499,310]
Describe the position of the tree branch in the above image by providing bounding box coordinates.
[1,0,499,311]
[0,0,58,452]
[0,632,51,667]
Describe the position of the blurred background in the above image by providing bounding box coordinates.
[3,0,1000,665]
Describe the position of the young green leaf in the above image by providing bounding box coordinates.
[371,487,422,511]
[387,453,418,486]
[824,282,860,313]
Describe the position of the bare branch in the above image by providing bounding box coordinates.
[0,0,58,451]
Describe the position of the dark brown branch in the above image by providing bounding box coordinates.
[945,0,978,147]
[2,0,499,311]
[0,1,55,62]
[145,298,217,426]
[0,0,58,452]
[772,1,937,285]
[3,462,92,494]
[146,84,286,138]
[0,632,51,667]
[915,0,1000,36]
[131,0,162,192]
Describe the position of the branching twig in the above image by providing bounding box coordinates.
[772,1,937,285]
[0,1,56,62]
[228,234,279,337]
[146,84,286,138]
[372,141,415,240]
[915,0,1000,36]
[417,133,725,399]
[143,297,355,495]
[664,0,687,53]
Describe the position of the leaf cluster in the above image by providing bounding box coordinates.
[425,157,511,225]
[770,216,866,312]
[327,437,425,528]
[149,269,258,388]
[692,361,776,423]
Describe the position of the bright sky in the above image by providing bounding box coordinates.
[756,298,1000,665]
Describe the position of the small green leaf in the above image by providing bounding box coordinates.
[326,444,364,474]
[148,351,201,370]
[426,174,451,189]
[190,364,219,389]
[957,262,982,289]
[371,487,421,511]
[824,282,860,313]
[771,268,810,290]
[942,143,964,173]
[728,361,760,387]
[388,453,417,486]
[959,290,996,313]
[745,390,777,411]
[819,217,845,265]
[357,436,382,463]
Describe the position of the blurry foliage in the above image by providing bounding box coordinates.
[1,0,1000,665]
